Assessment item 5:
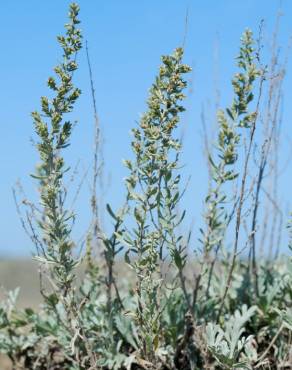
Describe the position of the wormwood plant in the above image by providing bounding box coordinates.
[0,3,291,370]
[196,30,263,319]
[31,2,82,333]
[8,4,96,368]
[206,305,257,369]
[120,48,191,363]
[201,29,261,255]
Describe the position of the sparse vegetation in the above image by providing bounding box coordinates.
[0,3,291,370]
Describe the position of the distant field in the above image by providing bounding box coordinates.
[0,259,42,308]
[0,258,131,309]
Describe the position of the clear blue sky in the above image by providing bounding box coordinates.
[0,0,291,257]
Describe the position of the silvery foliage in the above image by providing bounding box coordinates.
[0,4,291,370]
[206,305,257,369]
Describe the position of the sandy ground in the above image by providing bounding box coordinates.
[0,354,12,370]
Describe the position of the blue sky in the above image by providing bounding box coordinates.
[0,0,291,257]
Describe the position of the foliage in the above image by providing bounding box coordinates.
[0,3,291,370]
[31,2,82,314]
